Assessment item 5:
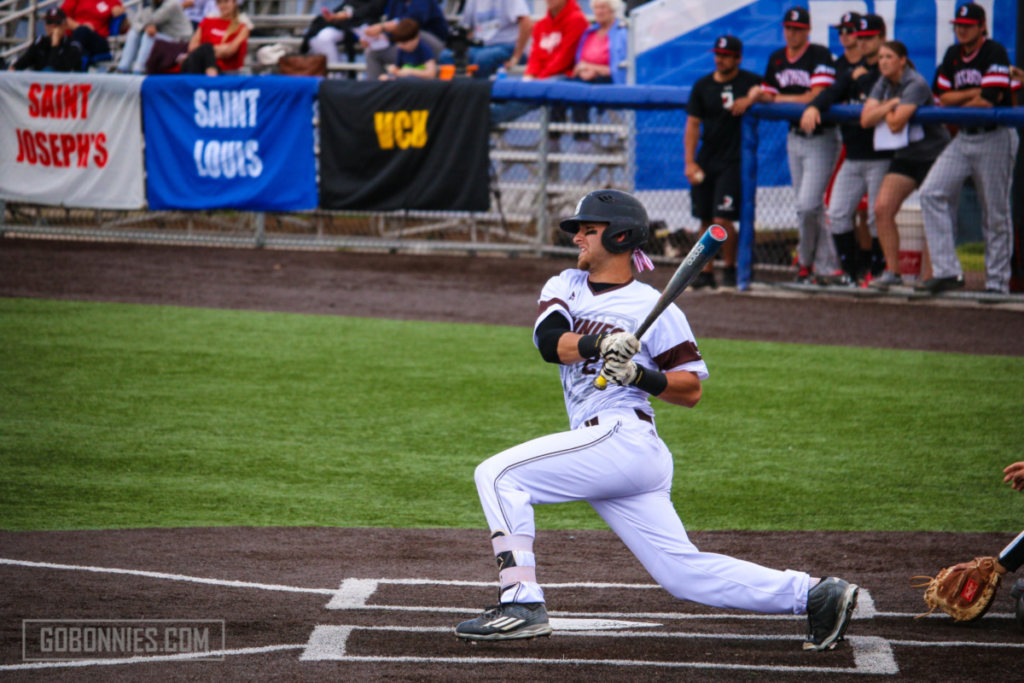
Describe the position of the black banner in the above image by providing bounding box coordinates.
[318,79,491,211]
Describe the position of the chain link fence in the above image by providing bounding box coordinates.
[4,91,1022,289]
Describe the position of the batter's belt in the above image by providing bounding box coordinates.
[584,408,654,428]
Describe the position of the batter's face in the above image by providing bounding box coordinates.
[573,222,609,271]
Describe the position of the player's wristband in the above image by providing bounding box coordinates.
[577,333,605,360]
[630,365,668,396]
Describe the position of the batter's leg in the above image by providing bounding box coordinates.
[591,492,811,614]
[473,420,672,603]
[919,138,970,280]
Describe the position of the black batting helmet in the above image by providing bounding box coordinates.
[559,189,650,254]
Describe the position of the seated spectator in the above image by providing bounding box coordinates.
[303,0,386,72]
[859,40,950,291]
[571,0,626,85]
[552,0,626,136]
[489,0,588,126]
[116,0,192,74]
[180,0,249,76]
[9,7,82,72]
[438,0,532,79]
[61,0,125,66]
[380,18,437,79]
[361,0,449,81]
[181,0,216,29]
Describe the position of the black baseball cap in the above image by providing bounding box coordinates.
[782,6,810,28]
[951,3,985,25]
[43,7,66,23]
[833,11,862,33]
[854,14,885,37]
[712,35,742,56]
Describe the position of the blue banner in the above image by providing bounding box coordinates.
[141,75,318,211]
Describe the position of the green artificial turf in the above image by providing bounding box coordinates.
[1,298,1020,532]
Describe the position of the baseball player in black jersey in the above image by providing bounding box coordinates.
[800,13,890,284]
[758,6,840,284]
[918,2,1018,295]
[832,11,862,79]
[684,35,762,289]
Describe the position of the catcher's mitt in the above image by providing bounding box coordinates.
[911,556,1003,622]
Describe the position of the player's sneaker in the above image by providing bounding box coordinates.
[455,602,553,641]
[913,274,964,295]
[803,577,859,651]
[795,265,813,284]
[868,270,902,291]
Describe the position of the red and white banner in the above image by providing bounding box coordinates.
[0,73,145,209]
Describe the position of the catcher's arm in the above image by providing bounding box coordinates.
[1004,461,1024,491]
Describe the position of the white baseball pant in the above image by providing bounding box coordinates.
[473,408,811,614]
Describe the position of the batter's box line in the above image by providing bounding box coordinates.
[301,625,900,675]
[327,577,880,621]
[6,559,1013,621]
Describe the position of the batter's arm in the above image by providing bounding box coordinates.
[657,370,702,408]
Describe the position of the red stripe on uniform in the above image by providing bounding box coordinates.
[537,298,570,317]
[653,341,702,372]
[981,75,1010,87]
[810,75,834,87]
[936,75,952,90]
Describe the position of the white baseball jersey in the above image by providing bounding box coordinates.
[533,269,709,429]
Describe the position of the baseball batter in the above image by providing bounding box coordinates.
[918,2,1018,295]
[454,189,860,652]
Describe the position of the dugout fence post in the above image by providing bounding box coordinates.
[738,114,758,291]
[535,105,551,249]
[253,212,266,248]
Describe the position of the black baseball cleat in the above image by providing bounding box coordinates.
[455,602,553,641]
[803,577,859,651]
[913,275,964,295]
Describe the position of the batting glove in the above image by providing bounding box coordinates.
[599,332,641,363]
[600,358,639,387]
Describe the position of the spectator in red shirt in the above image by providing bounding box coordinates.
[523,0,588,80]
[61,0,125,65]
[180,0,249,75]
[490,0,588,127]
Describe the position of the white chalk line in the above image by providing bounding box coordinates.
[0,644,304,672]
[3,556,1020,676]
[0,558,335,595]
[2,557,1016,620]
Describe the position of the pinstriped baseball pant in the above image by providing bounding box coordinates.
[919,127,1020,291]
[787,129,841,271]
[473,410,811,614]
[827,159,889,237]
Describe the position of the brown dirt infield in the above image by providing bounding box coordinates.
[1,238,1022,680]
